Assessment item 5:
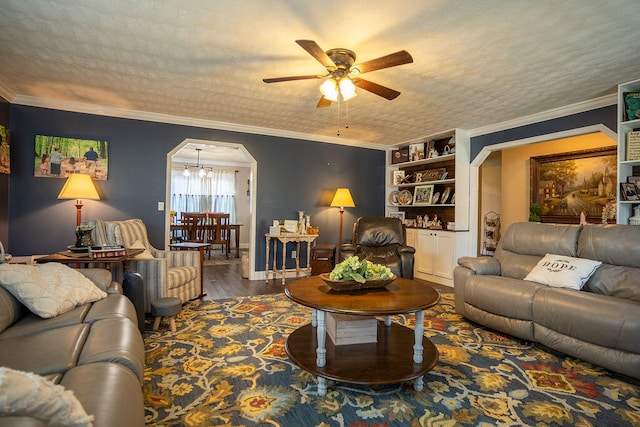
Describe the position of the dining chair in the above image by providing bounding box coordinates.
[181,213,208,243]
[206,213,230,258]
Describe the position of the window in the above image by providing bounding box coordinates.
[170,168,236,222]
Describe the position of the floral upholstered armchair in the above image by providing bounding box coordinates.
[83,218,200,312]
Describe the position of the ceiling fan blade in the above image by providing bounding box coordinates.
[316,96,332,108]
[354,50,413,74]
[354,78,401,100]
[262,75,322,83]
[295,40,335,69]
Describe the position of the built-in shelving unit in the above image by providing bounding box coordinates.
[617,78,640,224]
[386,129,470,286]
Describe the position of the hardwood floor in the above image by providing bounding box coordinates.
[202,257,452,300]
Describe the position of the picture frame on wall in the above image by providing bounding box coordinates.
[530,146,617,224]
[34,135,109,180]
[413,184,434,205]
[0,125,10,175]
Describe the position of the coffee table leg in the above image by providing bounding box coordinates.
[316,310,326,367]
[414,376,424,391]
[413,310,424,363]
[317,376,327,396]
[311,309,317,327]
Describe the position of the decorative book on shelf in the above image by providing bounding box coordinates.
[326,313,377,346]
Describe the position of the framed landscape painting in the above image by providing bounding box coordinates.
[34,135,109,180]
[530,147,617,224]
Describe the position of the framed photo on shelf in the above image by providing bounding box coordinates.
[408,142,424,161]
[387,211,405,221]
[623,92,640,121]
[413,184,434,205]
[392,170,405,185]
[621,182,640,201]
[628,176,640,190]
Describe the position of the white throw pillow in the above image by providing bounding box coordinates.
[0,263,107,318]
[0,367,94,427]
[130,239,154,259]
[524,253,602,290]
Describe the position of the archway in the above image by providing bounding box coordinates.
[165,139,258,279]
[469,124,617,255]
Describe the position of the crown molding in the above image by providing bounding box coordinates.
[468,93,617,137]
[0,83,15,103]
[12,95,388,151]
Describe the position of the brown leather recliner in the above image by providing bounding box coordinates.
[340,216,415,279]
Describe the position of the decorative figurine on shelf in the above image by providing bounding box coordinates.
[298,211,306,234]
[428,147,439,159]
[580,210,588,225]
[416,215,423,228]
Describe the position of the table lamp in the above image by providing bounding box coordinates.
[330,188,355,260]
[57,173,100,226]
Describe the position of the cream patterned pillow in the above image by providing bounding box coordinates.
[0,367,93,427]
[0,263,107,318]
[524,253,602,290]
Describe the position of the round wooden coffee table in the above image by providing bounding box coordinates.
[284,276,440,395]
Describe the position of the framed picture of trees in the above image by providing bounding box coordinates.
[530,147,617,224]
[34,135,109,180]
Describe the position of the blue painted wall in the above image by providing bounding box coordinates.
[8,105,385,270]
[469,105,617,161]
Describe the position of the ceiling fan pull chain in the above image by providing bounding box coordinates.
[345,101,349,129]
[336,99,341,136]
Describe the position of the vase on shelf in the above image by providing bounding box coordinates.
[629,205,640,226]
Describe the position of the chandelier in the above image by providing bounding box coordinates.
[182,148,213,178]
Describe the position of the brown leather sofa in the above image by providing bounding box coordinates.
[0,268,145,426]
[341,216,415,279]
[454,222,640,379]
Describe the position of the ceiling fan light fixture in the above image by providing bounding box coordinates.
[339,77,357,101]
[320,78,339,102]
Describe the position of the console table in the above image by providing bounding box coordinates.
[284,275,440,395]
[265,233,318,285]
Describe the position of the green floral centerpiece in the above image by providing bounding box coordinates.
[321,256,396,291]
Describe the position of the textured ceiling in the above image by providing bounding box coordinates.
[1,0,639,151]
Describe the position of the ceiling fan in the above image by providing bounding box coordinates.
[263,40,413,108]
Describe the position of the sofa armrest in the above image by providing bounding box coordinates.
[79,268,122,295]
[457,256,501,276]
[152,249,199,267]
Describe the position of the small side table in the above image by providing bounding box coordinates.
[265,233,318,285]
[169,242,209,299]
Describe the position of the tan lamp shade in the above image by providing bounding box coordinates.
[58,174,100,227]
[57,173,100,201]
[330,188,355,209]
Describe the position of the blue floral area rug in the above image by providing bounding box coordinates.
[143,292,640,426]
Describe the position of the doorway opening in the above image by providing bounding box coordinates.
[470,124,617,255]
[165,139,258,280]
